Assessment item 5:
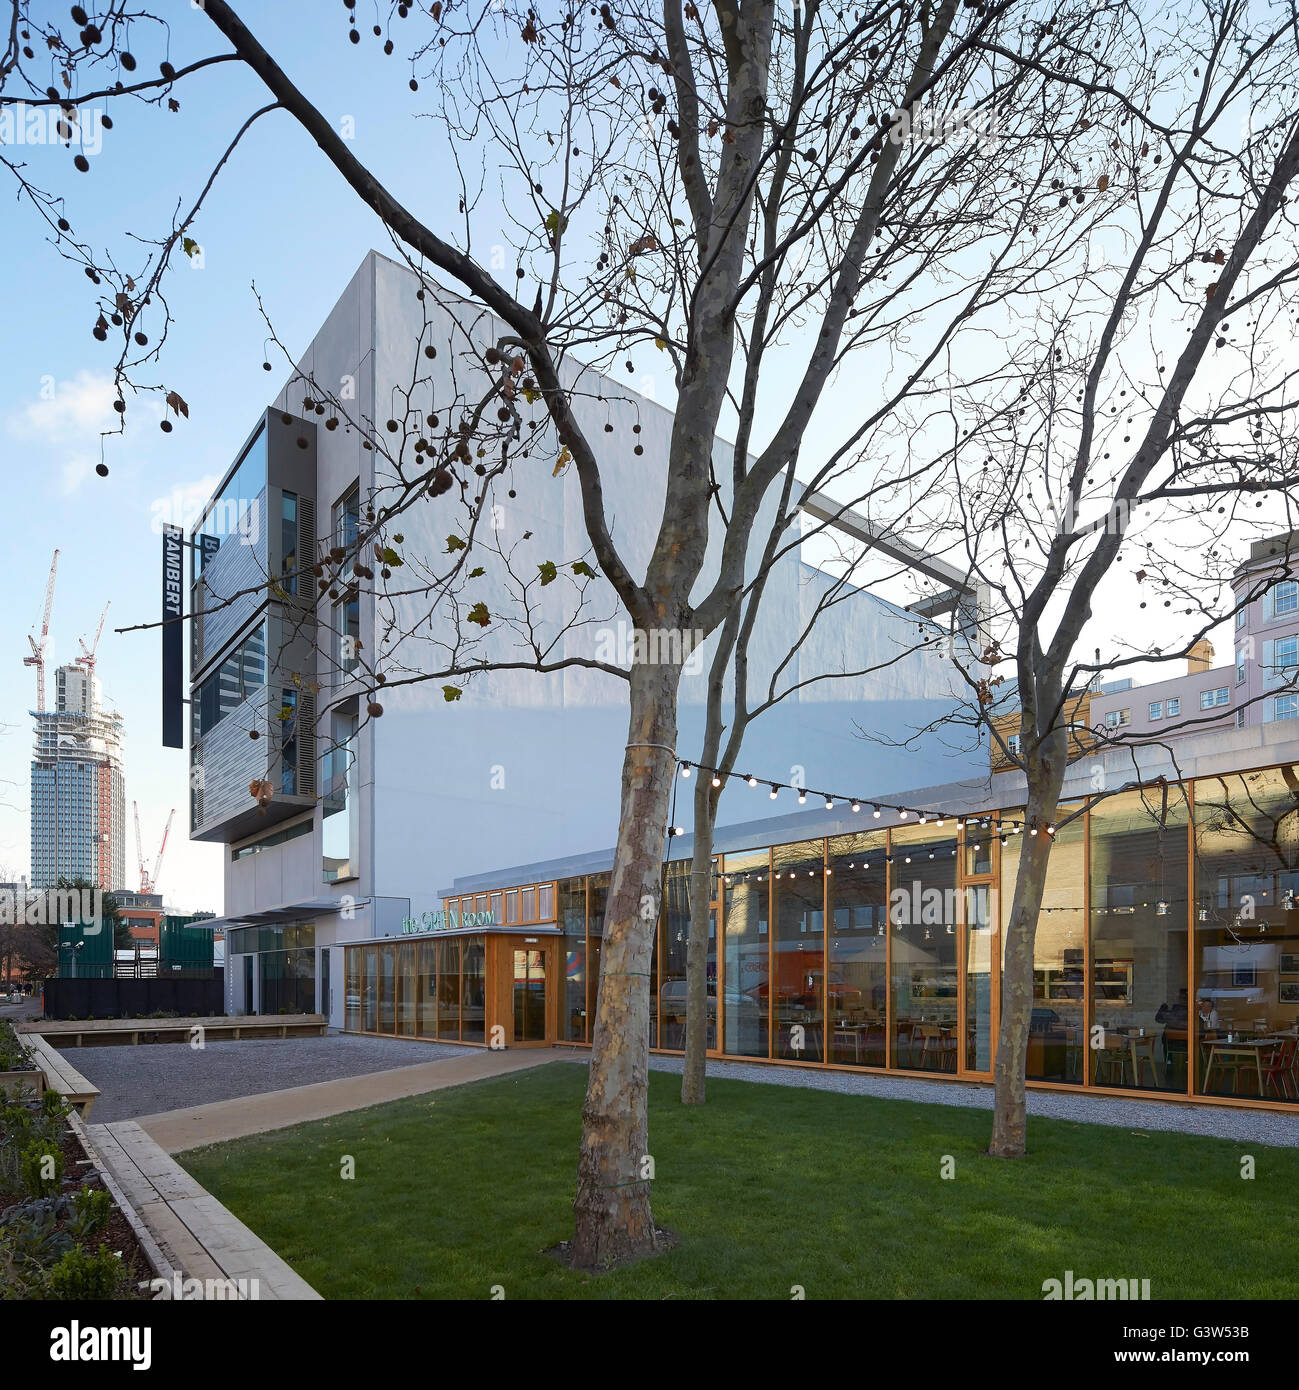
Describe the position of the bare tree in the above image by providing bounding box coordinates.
[863,0,1299,1157]
[3,0,1153,1265]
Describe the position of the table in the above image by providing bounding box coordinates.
[1201,1037,1291,1096]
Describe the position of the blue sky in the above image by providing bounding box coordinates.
[0,6,478,908]
[0,5,1259,909]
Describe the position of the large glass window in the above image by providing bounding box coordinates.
[890,825,958,1071]
[396,942,416,1036]
[558,878,587,1043]
[437,937,461,1039]
[196,425,267,575]
[1090,788,1189,1093]
[1194,768,1299,1099]
[196,622,267,737]
[378,943,395,1033]
[587,872,609,1030]
[827,831,888,1066]
[462,937,486,1043]
[417,941,437,1038]
[772,841,825,1061]
[344,949,361,1032]
[1004,809,1086,1084]
[280,492,298,597]
[723,851,769,1058]
[657,861,716,1052]
[323,706,358,882]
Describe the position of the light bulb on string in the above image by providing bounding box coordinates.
[872,806,881,818]
[851,800,861,813]
[769,785,779,800]
[746,775,758,787]
[798,791,807,805]
[680,763,691,779]
[825,797,834,810]
[711,774,722,788]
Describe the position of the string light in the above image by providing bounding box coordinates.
[673,758,1036,835]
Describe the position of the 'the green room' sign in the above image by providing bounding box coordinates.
[400,907,495,934]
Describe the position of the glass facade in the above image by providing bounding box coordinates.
[343,936,488,1043]
[333,760,1299,1109]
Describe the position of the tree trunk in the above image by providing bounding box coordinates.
[988,791,1060,1158]
[681,774,719,1105]
[571,659,680,1271]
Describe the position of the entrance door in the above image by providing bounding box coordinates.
[512,947,548,1043]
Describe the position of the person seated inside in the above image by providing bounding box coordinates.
[1156,989,1188,1028]
[1194,995,1221,1032]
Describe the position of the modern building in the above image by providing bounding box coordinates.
[30,662,126,891]
[193,251,983,1023]
[197,250,1299,1114]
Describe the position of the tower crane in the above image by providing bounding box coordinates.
[76,602,109,678]
[24,548,59,711]
[133,804,175,895]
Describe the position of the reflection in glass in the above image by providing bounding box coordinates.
[1194,768,1299,1099]
[890,826,958,1071]
[772,842,825,1061]
[1004,809,1085,1084]
[723,851,769,1057]
[964,884,995,1072]
[416,941,437,1037]
[396,942,416,1036]
[438,937,461,1039]
[587,873,609,1029]
[828,832,888,1066]
[362,946,377,1032]
[1090,789,1189,1092]
[377,943,395,1034]
[559,878,587,1042]
[344,949,361,1032]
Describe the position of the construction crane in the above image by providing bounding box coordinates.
[24,548,59,711]
[133,803,175,895]
[75,601,109,678]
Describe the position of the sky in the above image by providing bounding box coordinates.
[0,3,1281,912]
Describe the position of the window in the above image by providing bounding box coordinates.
[1166,697,1180,716]
[196,425,267,576]
[1148,702,1163,721]
[195,622,267,736]
[1236,605,1248,630]
[322,705,358,882]
[1276,694,1299,721]
[1104,708,1131,729]
[1236,707,1247,729]
[1006,734,1021,755]
[1236,650,1247,685]
[335,594,360,676]
[278,689,298,795]
[1276,635,1298,675]
[335,483,360,551]
[1276,580,1298,616]
[1200,687,1229,710]
[280,492,298,596]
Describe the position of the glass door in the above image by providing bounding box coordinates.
[512,947,548,1043]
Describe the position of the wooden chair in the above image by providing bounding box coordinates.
[1260,1037,1297,1100]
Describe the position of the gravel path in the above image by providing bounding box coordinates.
[62,1033,477,1122]
[558,1053,1299,1148]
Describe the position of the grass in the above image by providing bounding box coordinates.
[180,1062,1299,1299]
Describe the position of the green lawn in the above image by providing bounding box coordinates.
[180,1063,1299,1299]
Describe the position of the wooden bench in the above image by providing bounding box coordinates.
[84,1119,321,1301]
[18,1014,327,1047]
[20,1033,101,1117]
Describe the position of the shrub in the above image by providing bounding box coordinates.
[69,1185,112,1239]
[20,1141,63,1199]
[46,1244,125,1300]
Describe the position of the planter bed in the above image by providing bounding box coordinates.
[0,1075,153,1299]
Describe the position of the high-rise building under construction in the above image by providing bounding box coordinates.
[30,662,125,890]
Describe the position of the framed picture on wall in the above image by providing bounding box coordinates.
[1233,963,1258,989]
[1279,980,1299,1004]
[1280,952,1299,975]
